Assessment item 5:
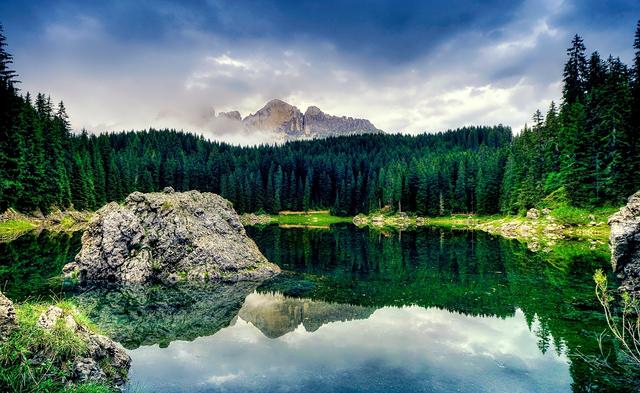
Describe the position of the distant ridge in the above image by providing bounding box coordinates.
[215,99,382,140]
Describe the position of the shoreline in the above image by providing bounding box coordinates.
[0,209,92,242]
[1,207,613,251]
[241,208,614,253]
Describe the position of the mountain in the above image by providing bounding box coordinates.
[215,99,382,140]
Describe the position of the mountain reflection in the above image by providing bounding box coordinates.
[238,292,375,338]
[127,292,571,393]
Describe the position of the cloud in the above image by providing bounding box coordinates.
[0,0,638,144]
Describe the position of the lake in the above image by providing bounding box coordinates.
[0,225,624,392]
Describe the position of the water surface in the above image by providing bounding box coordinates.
[1,225,623,392]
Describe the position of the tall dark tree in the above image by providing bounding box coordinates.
[563,34,588,105]
[0,24,21,211]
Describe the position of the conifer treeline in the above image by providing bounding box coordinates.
[1,22,639,217]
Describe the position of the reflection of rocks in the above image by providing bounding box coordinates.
[239,292,375,338]
[64,188,279,286]
[609,191,640,296]
[74,282,259,349]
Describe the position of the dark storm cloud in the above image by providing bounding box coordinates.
[2,0,525,63]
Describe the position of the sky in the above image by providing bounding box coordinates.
[1,0,639,144]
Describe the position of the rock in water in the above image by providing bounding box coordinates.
[609,190,640,296]
[0,291,17,340]
[64,189,280,286]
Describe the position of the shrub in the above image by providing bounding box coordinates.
[589,270,640,387]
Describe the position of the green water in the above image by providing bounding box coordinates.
[0,225,628,392]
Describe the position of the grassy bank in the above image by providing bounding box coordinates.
[0,299,115,392]
[0,219,37,241]
[353,206,617,248]
[0,210,92,242]
[242,205,617,251]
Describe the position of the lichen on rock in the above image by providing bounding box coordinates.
[63,189,280,286]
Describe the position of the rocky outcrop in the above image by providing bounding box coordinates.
[37,305,131,386]
[217,110,242,121]
[63,188,279,286]
[0,291,130,388]
[609,191,640,296]
[243,99,305,137]
[303,105,380,138]
[239,213,274,226]
[0,291,17,340]
[216,99,382,140]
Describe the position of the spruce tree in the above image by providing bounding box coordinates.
[563,34,588,105]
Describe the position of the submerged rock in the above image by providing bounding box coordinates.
[63,189,280,286]
[609,191,640,296]
[0,291,17,340]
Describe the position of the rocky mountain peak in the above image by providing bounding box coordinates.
[243,99,304,136]
[304,105,324,116]
[217,110,242,121]
[214,99,382,141]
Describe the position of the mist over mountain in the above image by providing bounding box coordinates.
[212,99,382,142]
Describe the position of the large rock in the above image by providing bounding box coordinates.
[0,291,17,340]
[63,188,279,286]
[609,191,640,296]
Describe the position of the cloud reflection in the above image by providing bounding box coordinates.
[127,293,570,393]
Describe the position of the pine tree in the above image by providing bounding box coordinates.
[273,165,283,212]
[599,57,634,202]
[91,141,107,207]
[303,169,313,211]
[631,20,640,192]
[0,24,18,90]
[15,96,47,212]
[563,34,588,105]
[106,152,123,202]
[454,161,467,212]
[0,24,21,211]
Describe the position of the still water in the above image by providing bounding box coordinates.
[0,225,621,392]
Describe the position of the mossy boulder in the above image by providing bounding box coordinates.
[64,188,280,286]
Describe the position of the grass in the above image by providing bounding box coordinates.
[0,219,37,241]
[269,211,352,226]
[550,205,617,226]
[59,216,77,229]
[0,300,115,393]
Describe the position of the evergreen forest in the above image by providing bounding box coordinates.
[1,22,640,217]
